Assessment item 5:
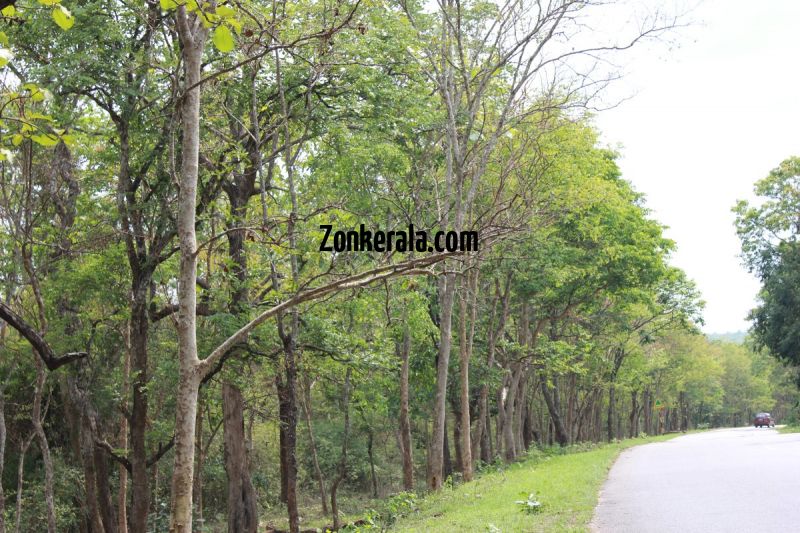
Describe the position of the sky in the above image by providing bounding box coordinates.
[592,0,800,334]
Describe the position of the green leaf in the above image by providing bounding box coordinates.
[0,48,12,68]
[31,134,61,147]
[52,5,74,30]
[11,134,23,146]
[212,24,234,52]
[39,0,61,5]
[215,5,236,18]
[0,5,15,17]
[227,17,241,34]
[159,0,179,10]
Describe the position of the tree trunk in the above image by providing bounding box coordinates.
[118,324,131,533]
[457,271,474,481]
[78,413,104,533]
[116,117,155,533]
[442,414,452,481]
[93,435,118,533]
[679,391,688,432]
[397,326,414,491]
[220,134,259,533]
[300,377,328,515]
[540,374,569,446]
[367,430,378,498]
[607,383,616,442]
[503,365,523,461]
[278,383,289,505]
[480,414,491,463]
[276,352,299,533]
[473,274,510,465]
[222,384,258,533]
[629,391,639,438]
[129,278,151,533]
[451,398,463,473]
[169,13,207,532]
[514,374,528,453]
[193,405,204,528]
[0,381,6,533]
[31,358,57,533]
[428,272,457,490]
[330,369,352,531]
[14,435,33,533]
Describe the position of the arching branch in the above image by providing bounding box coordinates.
[0,301,86,370]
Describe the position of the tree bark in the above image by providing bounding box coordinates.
[276,356,299,533]
[607,383,616,442]
[193,404,204,528]
[300,378,328,515]
[397,325,414,491]
[129,275,151,533]
[169,11,207,532]
[93,431,117,533]
[118,323,131,533]
[540,374,569,447]
[220,108,259,533]
[222,384,258,533]
[78,412,104,533]
[458,269,477,481]
[428,272,457,490]
[330,369,352,531]
[629,391,639,438]
[503,365,523,460]
[367,430,378,498]
[442,414,452,481]
[474,275,510,462]
[31,357,57,533]
[0,379,6,533]
[14,435,33,533]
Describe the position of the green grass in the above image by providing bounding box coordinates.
[777,424,800,434]
[390,434,684,533]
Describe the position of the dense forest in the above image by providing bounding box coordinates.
[0,0,798,531]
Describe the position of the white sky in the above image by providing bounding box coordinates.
[593,0,800,333]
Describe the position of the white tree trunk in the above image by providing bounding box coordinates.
[169,8,207,532]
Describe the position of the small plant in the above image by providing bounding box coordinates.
[514,492,542,514]
[486,524,502,532]
[340,511,377,532]
[382,491,418,525]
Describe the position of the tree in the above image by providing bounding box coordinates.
[735,157,800,369]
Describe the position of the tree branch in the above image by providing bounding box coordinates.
[0,301,86,370]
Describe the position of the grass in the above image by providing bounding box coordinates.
[390,433,684,533]
[777,424,800,434]
[259,492,369,531]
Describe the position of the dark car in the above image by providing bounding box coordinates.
[754,412,775,428]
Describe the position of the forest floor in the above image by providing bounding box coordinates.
[388,433,685,533]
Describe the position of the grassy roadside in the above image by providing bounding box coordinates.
[389,433,685,533]
[778,424,800,434]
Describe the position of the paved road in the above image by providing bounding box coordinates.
[592,427,800,532]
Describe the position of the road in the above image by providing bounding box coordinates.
[592,427,800,532]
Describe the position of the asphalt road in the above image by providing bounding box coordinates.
[592,427,800,533]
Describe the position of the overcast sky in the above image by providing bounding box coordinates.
[593,0,800,334]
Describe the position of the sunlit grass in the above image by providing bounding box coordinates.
[391,434,683,533]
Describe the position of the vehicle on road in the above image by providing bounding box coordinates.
[754,412,775,428]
